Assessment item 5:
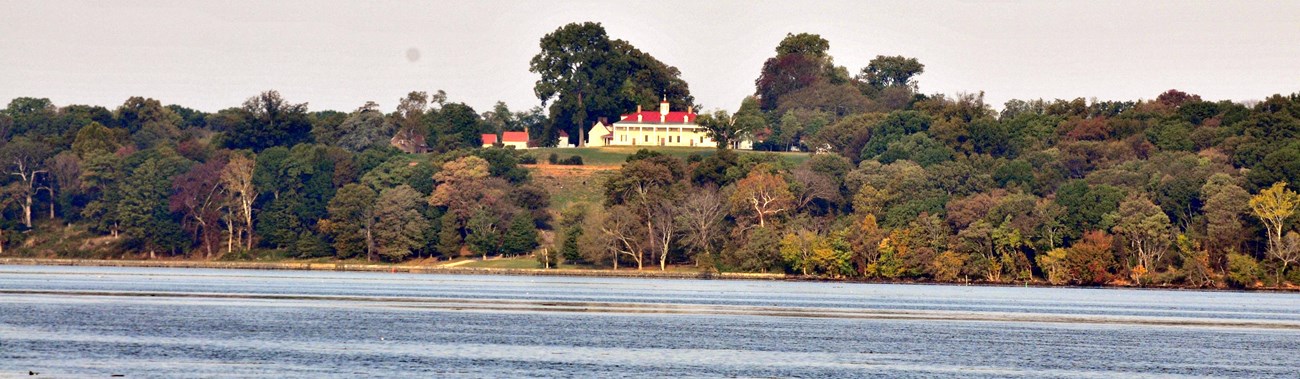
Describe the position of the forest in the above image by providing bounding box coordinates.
[3,22,1300,289]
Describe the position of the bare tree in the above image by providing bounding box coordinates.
[651,204,679,271]
[220,154,257,251]
[677,186,725,266]
[790,168,840,212]
[600,205,646,270]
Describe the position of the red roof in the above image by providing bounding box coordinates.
[616,111,696,124]
[482,131,529,145]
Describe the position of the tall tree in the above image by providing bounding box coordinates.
[1250,182,1300,283]
[117,154,189,257]
[676,186,726,265]
[531,22,692,147]
[170,158,228,258]
[860,55,925,90]
[502,212,540,256]
[324,183,377,260]
[0,137,52,228]
[373,185,429,261]
[221,153,257,251]
[223,91,312,151]
[697,99,764,149]
[729,171,794,228]
[336,101,393,152]
[1110,195,1172,284]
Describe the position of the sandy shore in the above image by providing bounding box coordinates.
[0,258,785,280]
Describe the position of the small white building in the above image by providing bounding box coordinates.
[587,99,751,149]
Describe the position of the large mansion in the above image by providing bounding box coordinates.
[587,100,752,149]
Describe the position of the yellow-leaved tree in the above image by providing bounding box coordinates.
[1249,182,1300,284]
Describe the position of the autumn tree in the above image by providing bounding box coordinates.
[780,228,823,275]
[1249,182,1300,283]
[729,170,794,228]
[599,205,647,270]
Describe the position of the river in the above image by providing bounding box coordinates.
[1,265,1298,378]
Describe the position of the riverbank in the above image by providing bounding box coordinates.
[3,257,1298,292]
[0,258,785,280]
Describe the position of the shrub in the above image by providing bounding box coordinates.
[547,152,559,164]
[520,154,538,164]
[562,155,584,165]
[1226,253,1261,288]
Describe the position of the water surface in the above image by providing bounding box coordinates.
[1,265,1298,377]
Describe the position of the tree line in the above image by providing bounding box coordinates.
[3,24,1300,289]
[543,28,1300,289]
[0,90,547,262]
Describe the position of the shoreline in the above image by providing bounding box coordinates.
[0,258,784,281]
[1,258,1295,292]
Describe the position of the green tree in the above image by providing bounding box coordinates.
[437,212,463,258]
[465,209,502,260]
[1110,195,1172,285]
[530,22,692,147]
[72,122,126,158]
[1201,174,1249,259]
[696,103,763,150]
[117,153,189,257]
[336,101,393,152]
[502,212,540,256]
[222,90,312,151]
[324,183,377,260]
[859,55,925,90]
[372,185,429,261]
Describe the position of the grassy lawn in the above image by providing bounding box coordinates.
[528,146,812,166]
[458,256,544,269]
[529,166,615,210]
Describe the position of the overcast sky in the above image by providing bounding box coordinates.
[2,0,1297,114]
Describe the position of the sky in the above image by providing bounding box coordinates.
[2,0,1298,115]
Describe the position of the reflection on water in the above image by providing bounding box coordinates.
[1,265,1298,378]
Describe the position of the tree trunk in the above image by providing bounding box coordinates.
[365,227,374,262]
[22,195,32,229]
[577,92,586,148]
[244,209,253,251]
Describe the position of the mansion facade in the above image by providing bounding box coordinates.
[587,100,752,149]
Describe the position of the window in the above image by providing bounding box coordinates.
[644,135,649,142]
